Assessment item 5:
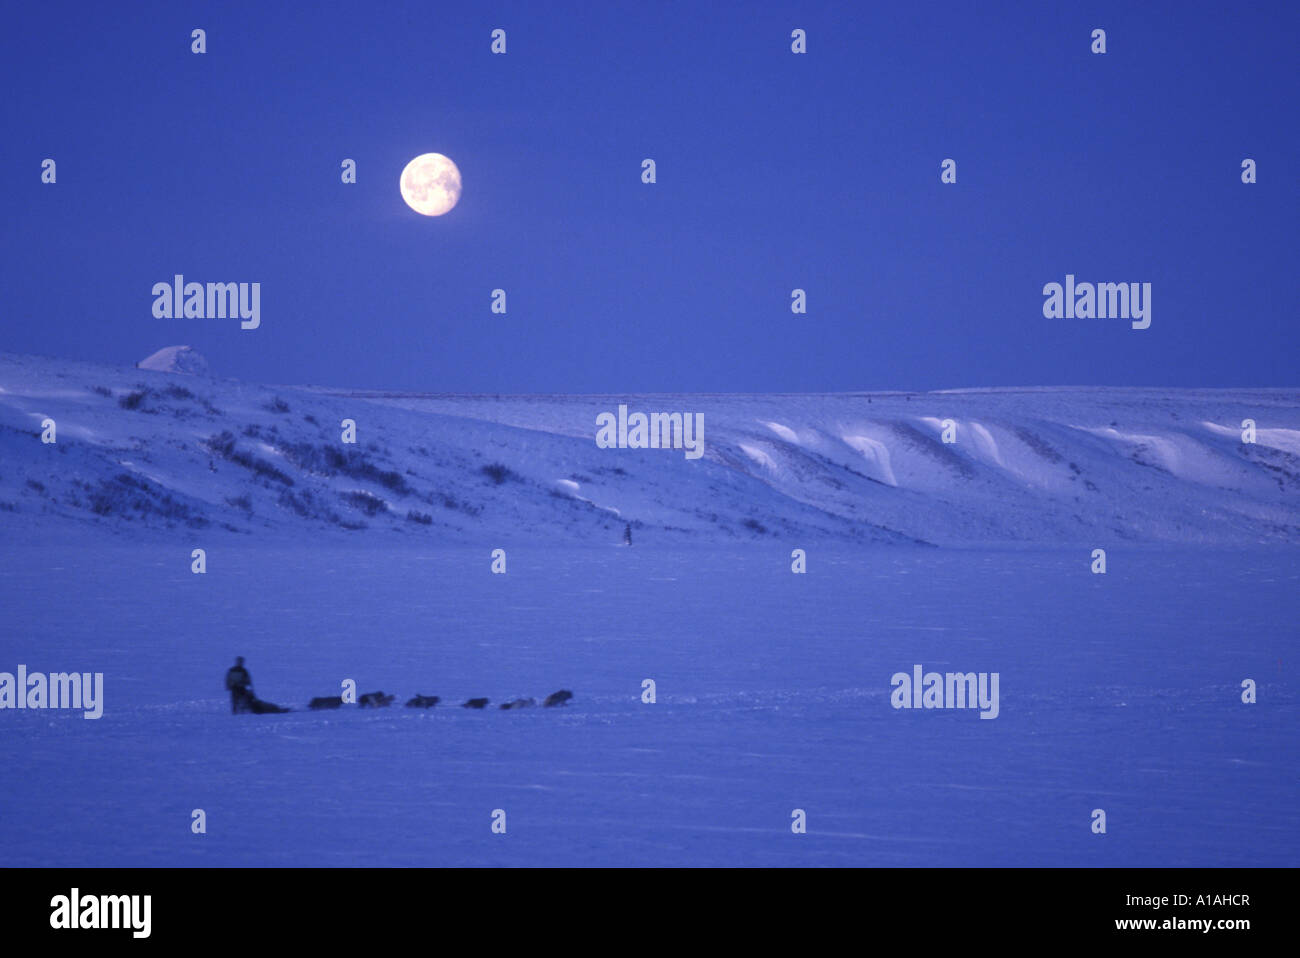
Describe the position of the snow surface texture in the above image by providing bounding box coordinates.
[0,352,1296,866]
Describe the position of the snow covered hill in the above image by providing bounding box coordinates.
[2,351,1297,868]
[1,351,1296,546]
[136,345,210,376]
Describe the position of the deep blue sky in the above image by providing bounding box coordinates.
[3,1,1297,392]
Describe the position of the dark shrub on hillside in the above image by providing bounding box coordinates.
[281,442,410,495]
[205,431,294,486]
[481,463,517,485]
[343,490,386,516]
[85,474,207,527]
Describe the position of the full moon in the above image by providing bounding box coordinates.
[399,153,462,216]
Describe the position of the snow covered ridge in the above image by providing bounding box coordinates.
[0,351,1297,545]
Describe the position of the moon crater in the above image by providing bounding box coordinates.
[400,153,462,216]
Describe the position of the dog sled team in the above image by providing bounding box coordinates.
[225,657,572,715]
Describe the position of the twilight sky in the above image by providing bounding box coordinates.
[3,0,1297,392]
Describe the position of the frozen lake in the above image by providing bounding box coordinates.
[0,542,1296,866]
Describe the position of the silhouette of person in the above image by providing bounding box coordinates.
[225,656,252,714]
